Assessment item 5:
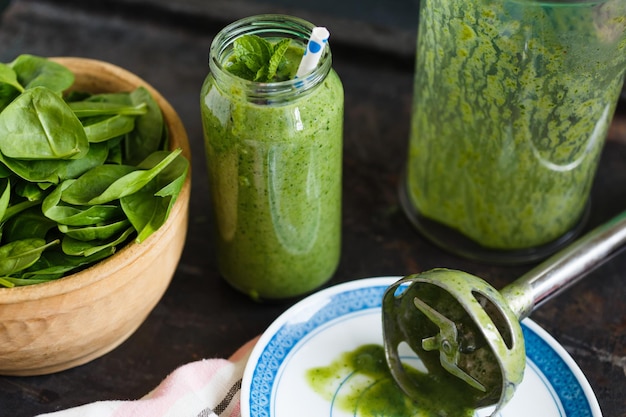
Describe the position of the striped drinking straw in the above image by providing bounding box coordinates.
[296,26,330,78]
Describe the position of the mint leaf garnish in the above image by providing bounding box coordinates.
[234,35,271,75]
[267,39,291,81]
[225,60,255,80]
[226,35,294,82]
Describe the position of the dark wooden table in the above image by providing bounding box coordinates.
[0,1,624,416]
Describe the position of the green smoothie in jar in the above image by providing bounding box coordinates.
[403,0,626,263]
[201,15,343,300]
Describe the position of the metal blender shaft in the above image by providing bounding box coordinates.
[501,210,626,320]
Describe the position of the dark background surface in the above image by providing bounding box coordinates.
[0,0,625,416]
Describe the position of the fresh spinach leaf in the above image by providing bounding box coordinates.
[124,87,165,165]
[0,247,115,287]
[18,247,115,280]
[2,207,56,241]
[60,149,182,206]
[121,184,171,244]
[121,151,189,242]
[0,178,9,221]
[2,199,40,223]
[0,142,109,183]
[0,238,59,276]
[68,101,147,118]
[0,153,59,183]
[46,203,124,228]
[1,276,49,287]
[0,63,25,93]
[63,91,91,102]
[10,54,74,93]
[58,218,131,241]
[106,137,123,165]
[0,277,17,288]
[15,181,45,201]
[83,114,136,143]
[0,83,20,113]
[58,165,138,204]
[0,163,11,179]
[61,226,134,257]
[0,86,89,160]
[54,142,110,180]
[42,180,123,226]
[82,92,132,104]
[151,152,189,198]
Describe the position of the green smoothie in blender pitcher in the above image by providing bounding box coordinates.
[403,0,626,261]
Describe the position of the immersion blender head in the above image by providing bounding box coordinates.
[382,269,525,415]
[382,211,626,414]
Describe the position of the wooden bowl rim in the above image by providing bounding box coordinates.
[0,57,191,304]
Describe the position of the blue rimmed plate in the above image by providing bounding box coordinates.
[241,277,602,417]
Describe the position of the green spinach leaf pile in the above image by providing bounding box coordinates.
[0,55,189,287]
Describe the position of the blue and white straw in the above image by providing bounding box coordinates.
[296,27,330,78]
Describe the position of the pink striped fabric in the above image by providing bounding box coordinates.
[36,338,259,417]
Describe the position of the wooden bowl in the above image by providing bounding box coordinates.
[0,58,191,376]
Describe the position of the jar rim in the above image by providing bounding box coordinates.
[208,14,332,103]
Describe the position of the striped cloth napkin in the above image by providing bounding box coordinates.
[37,337,258,417]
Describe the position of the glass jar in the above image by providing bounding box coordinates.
[200,15,344,300]
[402,0,626,264]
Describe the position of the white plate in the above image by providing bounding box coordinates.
[241,277,602,417]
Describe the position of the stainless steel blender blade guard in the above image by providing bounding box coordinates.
[382,269,525,414]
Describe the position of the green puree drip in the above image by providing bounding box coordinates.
[406,0,626,249]
[306,344,476,417]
